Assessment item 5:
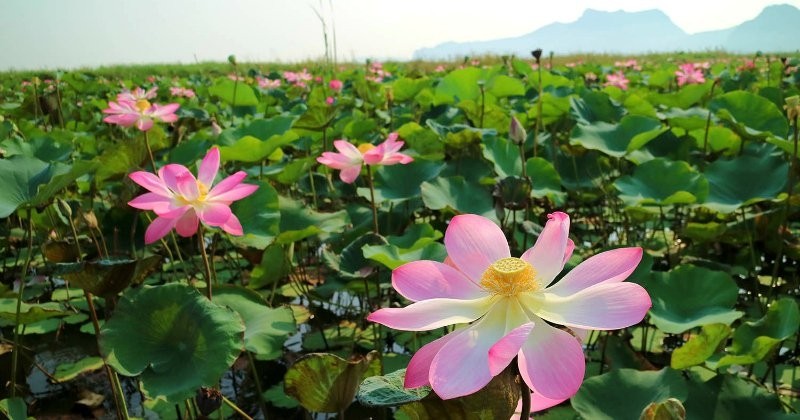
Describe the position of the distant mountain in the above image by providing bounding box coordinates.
[413,4,800,59]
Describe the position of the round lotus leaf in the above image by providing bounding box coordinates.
[709,91,789,139]
[614,158,708,207]
[99,283,245,403]
[357,368,431,407]
[642,265,743,334]
[702,143,788,214]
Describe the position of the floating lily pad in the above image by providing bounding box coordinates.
[716,297,799,368]
[643,265,743,334]
[53,356,104,382]
[100,283,245,403]
[0,299,66,324]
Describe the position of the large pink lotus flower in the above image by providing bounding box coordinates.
[675,63,706,86]
[316,133,413,183]
[127,147,258,244]
[604,71,629,90]
[367,213,650,401]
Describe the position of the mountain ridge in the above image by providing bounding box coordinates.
[413,4,800,59]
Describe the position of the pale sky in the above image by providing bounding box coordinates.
[1,0,798,70]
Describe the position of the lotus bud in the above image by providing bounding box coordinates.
[56,198,72,218]
[83,211,99,230]
[509,116,527,145]
[786,95,800,123]
[195,387,222,416]
[227,54,237,66]
[531,48,543,63]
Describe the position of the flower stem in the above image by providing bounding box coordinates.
[10,208,33,397]
[245,351,269,419]
[366,165,379,235]
[222,396,253,420]
[85,289,130,419]
[198,226,214,300]
[519,378,531,419]
[534,63,543,158]
[144,130,157,173]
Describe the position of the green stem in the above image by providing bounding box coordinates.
[222,396,253,420]
[144,130,157,173]
[85,290,130,419]
[534,63,543,158]
[767,114,798,302]
[10,208,34,398]
[198,226,214,300]
[246,351,269,419]
[366,165,379,235]
[519,373,531,419]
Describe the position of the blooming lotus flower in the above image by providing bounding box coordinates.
[604,71,629,90]
[317,133,413,183]
[367,213,650,400]
[257,77,282,89]
[329,79,343,91]
[169,86,196,98]
[675,63,706,86]
[117,87,157,103]
[128,147,258,244]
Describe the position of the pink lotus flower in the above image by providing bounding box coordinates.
[103,97,180,132]
[284,69,313,86]
[169,86,196,98]
[604,71,629,90]
[675,63,706,86]
[329,79,343,91]
[257,77,282,89]
[325,96,335,105]
[367,213,650,400]
[128,147,258,244]
[117,87,157,103]
[316,133,413,183]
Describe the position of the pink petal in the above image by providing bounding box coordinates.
[128,192,172,212]
[174,210,199,237]
[404,331,462,388]
[531,282,651,330]
[208,171,247,195]
[545,247,643,297]
[518,320,585,400]
[198,203,232,226]
[220,213,244,236]
[210,183,258,203]
[332,139,363,161]
[198,147,220,186]
[520,212,570,287]
[160,164,193,192]
[174,171,200,201]
[144,216,177,244]
[511,393,567,420]
[428,307,507,399]
[135,118,154,131]
[317,151,360,170]
[488,322,535,376]
[338,164,361,183]
[443,214,510,282]
[104,114,139,127]
[129,171,172,196]
[392,260,485,302]
[366,297,491,331]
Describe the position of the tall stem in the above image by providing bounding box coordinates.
[768,114,799,302]
[85,290,129,419]
[10,208,34,397]
[518,367,531,419]
[246,351,269,419]
[198,226,214,300]
[534,65,543,158]
[366,165,379,235]
[144,130,157,173]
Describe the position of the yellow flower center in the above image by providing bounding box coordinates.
[357,143,376,154]
[176,181,210,206]
[480,257,538,297]
[135,99,152,112]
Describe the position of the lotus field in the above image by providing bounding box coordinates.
[1,53,799,419]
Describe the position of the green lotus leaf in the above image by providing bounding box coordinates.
[527,92,571,126]
[0,135,72,162]
[323,233,387,278]
[649,81,712,109]
[640,398,686,420]
[357,160,444,203]
[284,351,381,413]
[671,324,731,369]
[570,115,666,158]
[59,256,161,298]
[0,157,95,218]
[526,157,564,203]
[614,158,709,207]
[363,242,447,270]
[218,132,298,163]
[421,176,494,218]
[570,90,624,124]
[357,369,431,407]
[572,368,688,420]
[276,196,349,244]
[556,150,605,190]
[392,77,432,102]
[682,374,786,419]
[482,136,521,178]
[709,91,789,139]
[434,67,484,105]
[229,181,280,249]
[209,77,259,106]
[702,144,788,213]
[487,74,525,98]
[0,397,30,420]
[716,297,799,368]
[688,126,741,154]
[0,299,66,324]
[53,356,104,382]
[642,265,743,334]
[248,244,291,289]
[396,122,444,160]
[212,286,296,361]
[396,367,520,419]
[99,283,245,403]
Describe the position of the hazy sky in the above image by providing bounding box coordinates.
[1,0,798,70]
